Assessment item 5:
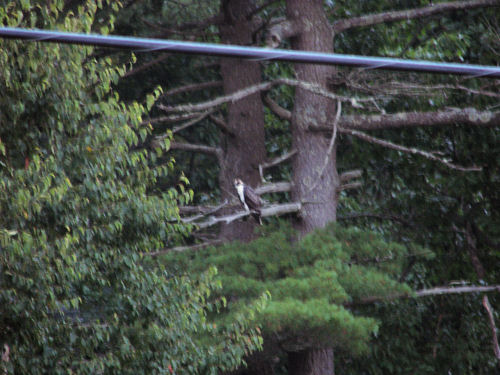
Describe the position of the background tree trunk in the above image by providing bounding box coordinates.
[289,348,334,375]
[218,0,266,242]
[286,0,339,373]
[287,0,339,235]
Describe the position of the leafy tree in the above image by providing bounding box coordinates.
[0,1,264,374]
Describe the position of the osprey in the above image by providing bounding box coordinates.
[234,178,262,224]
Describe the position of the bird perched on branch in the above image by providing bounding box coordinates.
[234,178,262,224]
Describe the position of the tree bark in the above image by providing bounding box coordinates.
[289,348,334,375]
[287,0,339,235]
[286,0,338,373]
[218,0,266,242]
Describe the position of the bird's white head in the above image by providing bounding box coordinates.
[234,178,244,188]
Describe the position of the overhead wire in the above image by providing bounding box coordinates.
[0,27,499,77]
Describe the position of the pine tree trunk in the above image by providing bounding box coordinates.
[289,348,334,375]
[286,0,338,373]
[287,0,339,235]
[218,0,266,242]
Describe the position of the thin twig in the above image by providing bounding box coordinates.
[339,127,482,172]
[259,150,297,181]
[307,101,341,193]
[157,78,368,114]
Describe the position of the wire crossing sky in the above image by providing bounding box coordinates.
[1,27,500,77]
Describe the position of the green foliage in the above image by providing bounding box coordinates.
[164,222,428,356]
[0,1,262,374]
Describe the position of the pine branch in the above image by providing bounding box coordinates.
[349,284,500,306]
[265,18,300,48]
[339,127,482,172]
[168,142,223,164]
[339,169,363,183]
[483,295,500,360]
[259,150,297,181]
[172,110,214,133]
[333,0,500,33]
[161,80,222,98]
[264,95,292,120]
[157,78,367,114]
[208,113,235,136]
[310,108,500,132]
[193,202,302,229]
[307,101,342,194]
[145,239,223,257]
[122,53,170,78]
[255,181,293,195]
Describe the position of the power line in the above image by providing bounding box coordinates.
[1,27,499,77]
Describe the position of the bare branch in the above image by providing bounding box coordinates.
[266,18,300,48]
[337,181,363,192]
[157,78,367,114]
[123,54,170,78]
[264,95,292,120]
[145,239,223,257]
[310,108,500,132]
[169,142,223,164]
[333,0,500,33]
[255,181,292,195]
[308,101,342,193]
[339,127,482,172]
[172,110,214,133]
[193,202,302,229]
[483,295,500,360]
[349,284,500,306]
[208,113,235,136]
[464,222,500,360]
[146,112,206,126]
[161,80,222,98]
[259,150,297,181]
[179,204,236,215]
[339,169,363,183]
[182,200,229,223]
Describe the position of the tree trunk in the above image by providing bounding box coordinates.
[289,348,334,375]
[286,0,338,373]
[287,0,339,235]
[218,0,266,242]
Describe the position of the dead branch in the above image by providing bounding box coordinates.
[146,112,206,126]
[464,222,500,360]
[182,200,229,223]
[264,95,292,120]
[193,202,302,229]
[337,181,363,192]
[259,150,297,181]
[483,295,500,360]
[172,110,214,133]
[349,284,500,306]
[169,142,223,164]
[123,53,170,78]
[333,0,500,33]
[338,211,411,226]
[161,80,222,98]
[310,108,500,132]
[266,18,300,48]
[146,239,223,257]
[157,78,368,114]
[339,127,482,172]
[308,101,342,193]
[339,169,363,184]
[209,113,235,136]
[255,181,292,195]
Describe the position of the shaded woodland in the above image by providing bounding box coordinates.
[1,0,499,374]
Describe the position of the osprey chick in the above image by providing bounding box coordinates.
[234,178,262,224]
